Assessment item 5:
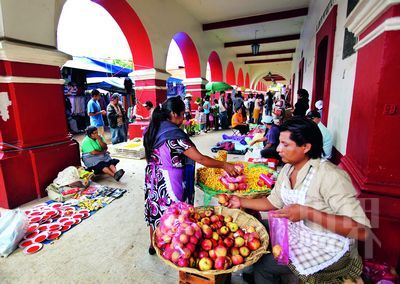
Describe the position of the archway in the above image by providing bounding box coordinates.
[226,62,236,86]
[207,51,223,82]
[237,68,244,89]
[90,0,153,70]
[172,32,201,79]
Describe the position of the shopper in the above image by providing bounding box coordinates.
[183,93,192,120]
[306,110,332,159]
[231,106,249,135]
[87,89,106,136]
[226,93,233,126]
[293,88,310,117]
[143,96,239,255]
[81,126,125,181]
[203,96,211,131]
[218,91,229,129]
[106,93,127,145]
[220,117,370,284]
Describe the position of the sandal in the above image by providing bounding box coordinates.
[148,247,156,255]
[114,169,125,181]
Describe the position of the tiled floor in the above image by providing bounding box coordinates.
[0,129,252,284]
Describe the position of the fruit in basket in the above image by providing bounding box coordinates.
[197,162,276,194]
[199,257,213,271]
[214,256,229,270]
[210,215,219,223]
[201,217,211,225]
[218,195,229,206]
[231,247,240,256]
[157,203,265,271]
[215,245,228,257]
[234,236,245,247]
[227,222,239,232]
[219,226,229,235]
[201,239,213,251]
[209,249,217,260]
[223,215,233,223]
[239,246,250,257]
[232,254,244,265]
[223,237,234,248]
[202,225,213,238]
[247,238,261,251]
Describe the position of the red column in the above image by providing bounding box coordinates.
[343,2,400,267]
[130,69,169,117]
[0,41,80,208]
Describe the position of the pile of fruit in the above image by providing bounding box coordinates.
[154,203,266,272]
[197,162,276,194]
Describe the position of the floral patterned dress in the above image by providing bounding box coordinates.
[144,138,194,229]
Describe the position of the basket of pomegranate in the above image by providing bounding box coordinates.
[197,162,277,199]
[153,202,269,275]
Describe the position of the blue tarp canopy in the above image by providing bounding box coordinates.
[86,77,126,92]
[63,56,133,77]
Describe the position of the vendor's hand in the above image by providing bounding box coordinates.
[223,162,240,176]
[249,141,255,146]
[272,204,310,222]
[101,110,106,115]
[219,195,241,209]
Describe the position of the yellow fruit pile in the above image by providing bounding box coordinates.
[197,162,274,193]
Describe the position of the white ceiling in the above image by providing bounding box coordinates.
[175,0,310,76]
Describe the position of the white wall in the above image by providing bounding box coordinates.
[291,0,358,155]
[0,0,58,46]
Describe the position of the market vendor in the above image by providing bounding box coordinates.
[232,106,249,135]
[221,117,371,284]
[81,126,125,181]
[143,96,240,255]
[249,115,280,160]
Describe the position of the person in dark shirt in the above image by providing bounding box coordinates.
[250,115,280,159]
[293,89,310,117]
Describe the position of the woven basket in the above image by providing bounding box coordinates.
[197,183,270,199]
[154,206,269,275]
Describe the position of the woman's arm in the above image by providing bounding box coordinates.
[273,204,370,241]
[184,147,239,176]
[97,136,108,151]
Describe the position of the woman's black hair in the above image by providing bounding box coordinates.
[297,88,309,99]
[235,105,242,112]
[144,96,185,161]
[86,126,98,137]
[280,117,324,159]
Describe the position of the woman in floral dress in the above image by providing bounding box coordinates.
[143,96,239,255]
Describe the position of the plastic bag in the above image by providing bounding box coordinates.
[0,209,29,257]
[268,212,289,265]
[154,202,201,267]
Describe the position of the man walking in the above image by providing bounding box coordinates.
[87,89,106,136]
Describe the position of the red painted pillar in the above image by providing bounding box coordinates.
[0,40,80,208]
[183,77,208,109]
[130,69,169,117]
[343,2,400,267]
